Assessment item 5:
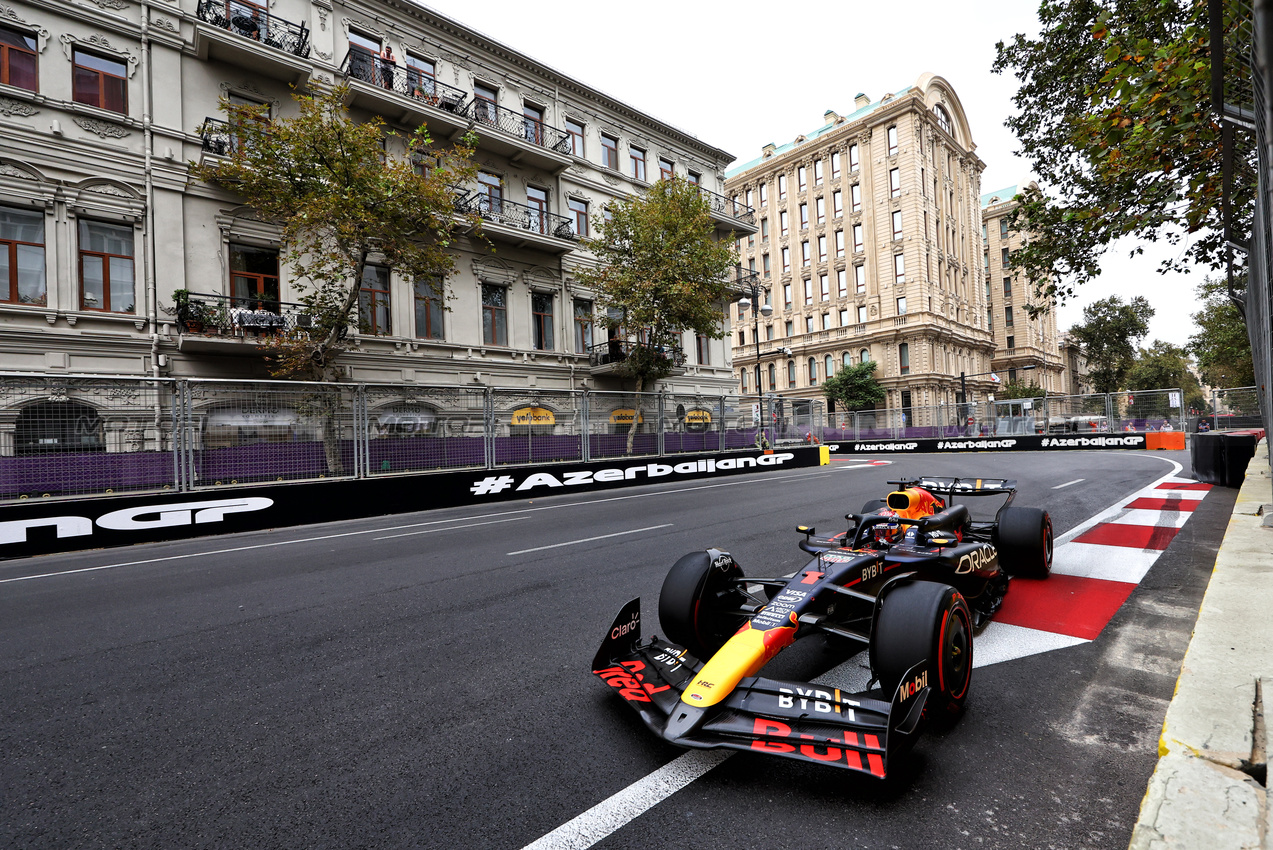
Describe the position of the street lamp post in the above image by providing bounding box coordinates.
[737,279,773,441]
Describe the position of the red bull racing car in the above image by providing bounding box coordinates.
[592,476,1052,779]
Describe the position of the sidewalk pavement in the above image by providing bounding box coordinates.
[1130,440,1271,849]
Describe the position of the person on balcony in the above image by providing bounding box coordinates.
[379,45,396,89]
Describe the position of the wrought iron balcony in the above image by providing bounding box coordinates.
[463,99,572,155]
[340,51,469,114]
[176,292,314,337]
[195,0,310,58]
[698,185,756,226]
[588,340,686,370]
[200,117,234,156]
[455,193,578,242]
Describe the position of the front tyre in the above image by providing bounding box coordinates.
[997,507,1053,579]
[871,582,973,724]
[659,549,747,659]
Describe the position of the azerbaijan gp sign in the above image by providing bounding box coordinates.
[828,434,1148,454]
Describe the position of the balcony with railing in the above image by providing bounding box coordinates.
[462,99,573,171]
[698,185,757,233]
[175,292,315,354]
[339,51,472,137]
[588,340,686,378]
[455,192,579,253]
[193,0,311,84]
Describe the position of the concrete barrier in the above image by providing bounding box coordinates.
[1129,440,1271,849]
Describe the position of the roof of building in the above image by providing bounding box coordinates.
[725,87,914,178]
[980,185,1019,208]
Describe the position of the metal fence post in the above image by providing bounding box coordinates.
[657,390,665,457]
[719,396,726,452]
[582,389,591,463]
[484,385,494,469]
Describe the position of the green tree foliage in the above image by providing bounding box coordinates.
[1126,339,1206,412]
[995,381,1045,400]
[992,1,1245,307]
[1067,295,1154,393]
[822,361,886,413]
[573,178,738,452]
[190,85,479,381]
[1189,276,1254,386]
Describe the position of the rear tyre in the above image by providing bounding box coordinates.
[659,550,747,659]
[871,582,973,725]
[997,507,1053,579]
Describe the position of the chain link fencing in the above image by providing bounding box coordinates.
[0,374,1255,504]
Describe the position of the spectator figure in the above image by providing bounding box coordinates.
[1160,419,1173,431]
[1197,419,1211,432]
[379,44,396,88]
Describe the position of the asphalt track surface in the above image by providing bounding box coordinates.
[0,449,1234,850]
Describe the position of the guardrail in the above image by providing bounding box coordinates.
[195,0,310,57]
[339,51,468,113]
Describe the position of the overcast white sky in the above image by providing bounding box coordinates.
[419,0,1205,348]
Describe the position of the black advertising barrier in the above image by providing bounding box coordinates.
[1190,430,1263,486]
[0,448,817,560]
[825,433,1149,454]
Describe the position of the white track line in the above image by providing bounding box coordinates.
[1053,479,1084,489]
[372,516,528,540]
[507,524,672,555]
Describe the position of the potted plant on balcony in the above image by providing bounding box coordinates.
[173,289,204,333]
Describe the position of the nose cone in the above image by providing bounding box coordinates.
[664,704,709,741]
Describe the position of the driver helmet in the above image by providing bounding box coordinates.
[873,515,904,547]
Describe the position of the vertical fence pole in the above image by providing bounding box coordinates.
[719,396,726,452]
[1104,392,1115,433]
[582,389,591,463]
[657,391,665,457]
[484,386,494,469]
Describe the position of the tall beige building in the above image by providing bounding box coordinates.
[980,183,1065,391]
[725,73,997,420]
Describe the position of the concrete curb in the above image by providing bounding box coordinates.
[1129,440,1272,849]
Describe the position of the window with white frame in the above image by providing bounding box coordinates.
[835,229,844,257]
[887,125,898,155]
[892,210,903,241]
[851,183,861,212]
[817,235,826,262]
[855,264,865,294]
[819,273,828,300]
[832,190,842,218]
[852,224,863,252]
[837,268,846,297]
[894,253,905,285]
[889,168,900,198]
[816,196,825,224]
[778,173,787,198]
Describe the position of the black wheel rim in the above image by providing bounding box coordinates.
[943,605,971,700]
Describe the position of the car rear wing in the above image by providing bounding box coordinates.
[913,476,1017,495]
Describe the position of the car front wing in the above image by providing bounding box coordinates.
[592,598,930,779]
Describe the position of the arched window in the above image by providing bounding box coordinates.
[807,357,817,385]
[843,352,852,367]
[740,369,749,392]
[860,348,871,363]
[15,401,104,455]
[768,363,776,390]
[787,359,796,388]
[825,355,834,377]
[934,104,953,136]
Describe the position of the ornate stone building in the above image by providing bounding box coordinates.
[980,182,1066,391]
[0,0,753,395]
[724,73,997,421]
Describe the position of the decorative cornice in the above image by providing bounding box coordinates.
[73,116,130,139]
[82,0,129,9]
[0,96,37,117]
[59,33,139,77]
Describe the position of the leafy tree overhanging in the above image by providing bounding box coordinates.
[572,178,738,452]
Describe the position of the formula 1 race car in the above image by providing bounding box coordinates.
[592,477,1052,779]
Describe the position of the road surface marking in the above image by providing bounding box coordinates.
[1052,479,1084,489]
[373,516,527,540]
[507,524,672,556]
